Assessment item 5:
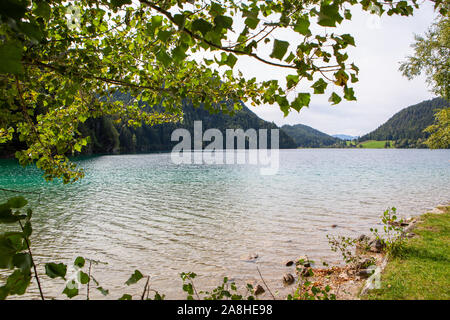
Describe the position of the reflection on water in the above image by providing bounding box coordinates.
[0,149,449,299]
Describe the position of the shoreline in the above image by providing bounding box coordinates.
[274,204,449,300]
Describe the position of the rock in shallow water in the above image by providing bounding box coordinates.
[283,273,295,285]
[285,260,294,267]
[369,239,385,252]
[254,284,265,296]
[242,253,259,262]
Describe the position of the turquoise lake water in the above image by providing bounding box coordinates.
[0,149,449,299]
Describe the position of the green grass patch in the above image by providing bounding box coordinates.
[358,140,394,148]
[366,206,450,300]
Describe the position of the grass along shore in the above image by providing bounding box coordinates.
[365,205,450,300]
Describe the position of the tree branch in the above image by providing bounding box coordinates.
[139,0,297,70]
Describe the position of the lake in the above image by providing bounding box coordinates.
[0,149,449,299]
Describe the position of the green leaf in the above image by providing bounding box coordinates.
[270,39,289,61]
[151,15,163,30]
[173,14,186,28]
[285,52,295,63]
[74,256,85,268]
[183,283,194,295]
[0,232,26,268]
[13,253,32,272]
[311,78,328,94]
[0,0,27,20]
[329,92,342,105]
[210,2,225,17]
[33,1,51,21]
[0,286,8,300]
[225,54,238,68]
[7,196,27,209]
[125,270,143,285]
[26,208,32,220]
[111,0,132,8]
[0,246,15,269]
[0,203,12,216]
[156,50,171,67]
[286,74,299,89]
[157,30,171,42]
[6,269,31,295]
[294,17,310,35]
[344,9,352,20]
[0,215,26,224]
[341,34,355,46]
[45,262,67,279]
[97,287,109,296]
[292,93,311,111]
[79,271,89,285]
[63,281,79,298]
[0,203,25,223]
[153,292,165,300]
[317,3,343,27]
[18,22,44,42]
[344,86,357,101]
[214,15,233,30]
[172,46,187,62]
[119,294,132,300]
[334,70,349,86]
[276,95,290,116]
[22,221,32,237]
[244,17,259,29]
[192,19,213,36]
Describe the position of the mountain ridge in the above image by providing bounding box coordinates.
[332,134,359,141]
[281,123,340,148]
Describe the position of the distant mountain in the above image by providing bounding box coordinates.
[359,97,449,148]
[76,95,297,155]
[332,134,359,141]
[281,124,339,148]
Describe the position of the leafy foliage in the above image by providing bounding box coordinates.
[400,15,450,100]
[399,6,449,150]
[0,0,425,182]
[327,235,359,265]
[424,107,450,149]
[125,270,144,286]
[287,258,336,300]
[180,272,255,300]
[0,196,36,299]
[370,207,407,257]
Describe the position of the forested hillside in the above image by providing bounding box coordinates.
[359,98,449,148]
[76,95,297,155]
[0,94,299,159]
[281,124,340,148]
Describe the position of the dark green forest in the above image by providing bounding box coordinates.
[77,93,297,154]
[359,98,449,148]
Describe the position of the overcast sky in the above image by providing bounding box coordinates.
[235,2,438,137]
